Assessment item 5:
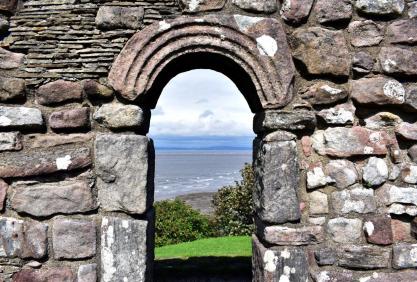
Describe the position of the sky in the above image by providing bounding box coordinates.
[148,69,254,137]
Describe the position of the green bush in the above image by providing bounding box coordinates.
[155,199,214,247]
[212,164,255,236]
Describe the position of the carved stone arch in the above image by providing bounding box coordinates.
[108,15,295,112]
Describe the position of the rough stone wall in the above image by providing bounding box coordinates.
[0,0,416,281]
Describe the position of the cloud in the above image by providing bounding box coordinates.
[195,98,208,104]
[199,110,214,119]
[153,106,165,116]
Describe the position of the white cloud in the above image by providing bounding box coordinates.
[149,69,254,136]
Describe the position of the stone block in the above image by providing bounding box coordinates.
[95,134,154,215]
[291,27,351,77]
[325,160,359,189]
[259,224,324,246]
[314,0,352,23]
[364,215,393,245]
[253,132,300,224]
[393,243,417,269]
[300,82,348,105]
[362,157,388,186]
[0,106,43,130]
[253,110,316,133]
[0,77,25,102]
[401,164,417,184]
[376,184,417,206]
[391,219,413,242]
[0,179,6,211]
[314,248,336,266]
[179,0,226,13]
[13,267,75,282]
[36,80,83,105]
[101,216,153,282]
[0,48,24,69]
[312,127,395,157]
[252,235,308,282]
[52,219,96,260]
[348,20,383,47]
[351,76,405,106]
[0,146,91,178]
[11,181,96,217]
[82,79,113,99]
[96,6,144,30]
[331,185,376,214]
[0,217,47,259]
[409,145,417,162]
[355,0,404,15]
[232,0,277,13]
[94,103,148,131]
[280,0,314,24]
[379,47,417,76]
[337,245,390,269]
[317,102,355,125]
[306,165,334,189]
[78,264,96,282]
[365,112,402,130]
[412,218,417,238]
[0,132,21,152]
[352,51,374,74]
[29,133,93,149]
[49,108,90,130]
[396,122,417,141]
[327,217,362,243]
[386,19,417,44]
[308,191,328,215]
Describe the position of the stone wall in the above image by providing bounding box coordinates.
[0,0,416,281]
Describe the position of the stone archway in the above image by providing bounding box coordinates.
[101,14,298,281]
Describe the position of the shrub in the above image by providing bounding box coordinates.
[155,199,214,247]
[212,163,255,236]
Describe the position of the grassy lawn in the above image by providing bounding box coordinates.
[155,236,251,259]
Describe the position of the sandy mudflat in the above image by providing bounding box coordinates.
[172,192,216,215]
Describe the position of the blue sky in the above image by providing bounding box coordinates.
[148,69,254,137]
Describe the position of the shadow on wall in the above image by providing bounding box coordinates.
[155,257,252,282]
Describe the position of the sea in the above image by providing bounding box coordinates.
[152,136,253,200]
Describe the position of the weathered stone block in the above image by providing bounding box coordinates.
[253,110,316,133]
[280,0,314,24]
[0,0,17,13]
[331,185,376,214]
[325,160,359,189]
[0,179,6,211]
[78,264,96,282]
[101,216,153,282]
[376,184,417,206]
[94,103,148,131]
[314,248,336,266]
[352,51,374,74]
[253,132,300,224]
[317,102,355,125]
[11,181,96,217]
[396,122,417,141]
[0,106,43,130]
[232,0,277,13]
[179,0,226,13]
[95,134,154,215]
[36,80,83,105]
[260,225,324,246]
[13,267,75,282]
[252,235,308,282]
[389,203,417,216]
[49,108,90,130]
[362,157,388,186]
[379,47,417,76]
[291,27,351,77]
[309,191,328,215]
[327,217,362,243]
[311,270,354,281]
[306,165,334,189]
[393,243,417,269]
[365,112,402,130]
[29,133,93,149]
[401,164,417,184]
[96,6,144,30]
[0,217,47,259]
[82,79,113,99]
[0,77,25,102]
[0,48,24,69]
[52,219,96,260]
[364,215,393,245]
[351,76,405,106]
[355,0,405,15]
[386,19,417,44]
[408,145,417,162]
[312,127,395,157]
[406,84,417,112]
[0,146,91,178]
[0,132,21,152]
[314,0,352,23]
[300,82,348,105]
[412,218,417,238]
[348,20,383,47]
[338,245,390,269]
[392,219,413,242]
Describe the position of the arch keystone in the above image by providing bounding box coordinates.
[109,15,295,111]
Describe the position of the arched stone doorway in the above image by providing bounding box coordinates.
[98,15,299,281]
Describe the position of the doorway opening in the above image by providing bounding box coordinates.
[150,69,254,281]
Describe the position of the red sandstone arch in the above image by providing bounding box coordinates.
[109,15,295,112]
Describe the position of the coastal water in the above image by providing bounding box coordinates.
[155,150,252,200]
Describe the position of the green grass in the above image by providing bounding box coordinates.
[155,236,251,259]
